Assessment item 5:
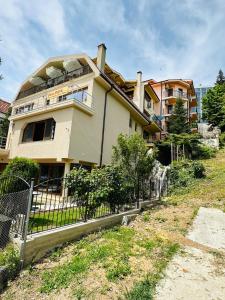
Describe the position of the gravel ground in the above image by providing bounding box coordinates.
[155,207,225,300]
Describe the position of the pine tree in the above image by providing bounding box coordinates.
[168,98,189,134]
[216,69,225,85]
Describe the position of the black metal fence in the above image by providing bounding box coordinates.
[29,171,169,234]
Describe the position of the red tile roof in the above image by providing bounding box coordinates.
[0,99,10,114]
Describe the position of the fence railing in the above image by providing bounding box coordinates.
[16,64,93,100]
[164,90,188,99]
[28,171,169,234]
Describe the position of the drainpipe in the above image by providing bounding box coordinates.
[99,85,113,167]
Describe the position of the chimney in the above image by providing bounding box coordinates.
[97,43,106,72]
[137,71,142,86]
[134,71,144,112]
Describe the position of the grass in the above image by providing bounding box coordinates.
[29,204,112,233]
[3,149,225,299]
[0,244,20,279]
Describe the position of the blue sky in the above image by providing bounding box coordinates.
[1,0,225,101]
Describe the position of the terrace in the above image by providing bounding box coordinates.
[16,64,93,100]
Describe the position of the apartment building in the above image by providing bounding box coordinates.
[195,86,212,122]
[1,44,161,180]
[150,79,197,135]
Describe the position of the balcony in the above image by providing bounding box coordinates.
[12,88,94,118]
[16,65,93,100]
[163,90,188,100]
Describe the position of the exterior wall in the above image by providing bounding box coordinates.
[8,108,73,161]
[151,81,196,133]
[7,77,146,166]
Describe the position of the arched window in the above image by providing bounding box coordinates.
[22,118,56,142]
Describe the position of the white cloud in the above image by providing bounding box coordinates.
[0,0,225,100]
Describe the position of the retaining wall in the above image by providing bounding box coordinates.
[14,201,151,265]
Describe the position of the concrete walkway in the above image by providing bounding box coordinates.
[155,207,225,300]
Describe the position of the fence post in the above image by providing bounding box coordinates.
[20,178,34,269]
[136,177,140,209]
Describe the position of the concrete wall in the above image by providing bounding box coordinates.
[15,202,151,266]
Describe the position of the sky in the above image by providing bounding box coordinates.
[0,0,225,102]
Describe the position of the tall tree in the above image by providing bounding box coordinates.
[216,69,225,85]
[168,98,189,134]
[0,108,11,137]
[202,84,225,131]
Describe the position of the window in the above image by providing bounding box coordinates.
[144,92,152,110]
[178,88,183,97]
[46,99,50,106]
[135,122,138,131]
[15,103,34,115]
[129,116,133,128]
[168,105,173,114]
[58,87,88,103]
[167,88,173,97]
[143,130,149,140]
[22,118,56,143]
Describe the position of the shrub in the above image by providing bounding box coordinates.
[192,144,217,159]
[0,244,20,279]
[0,157,39,193]
[169,160,205,190]
[219,132,225,147]
[112,133,155,198]
[1,157,39,182]
[190,161,205,178]
[66,165,134,218]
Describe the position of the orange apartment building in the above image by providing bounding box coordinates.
[149,79,198,136]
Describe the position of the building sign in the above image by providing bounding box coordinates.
[47,86,70,100]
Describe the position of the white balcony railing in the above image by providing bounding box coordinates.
[12,88,93,117]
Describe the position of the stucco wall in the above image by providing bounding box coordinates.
[8,108,73,161]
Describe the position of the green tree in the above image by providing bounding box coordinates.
[0,107,11,137]
[168,98,189,134]
[202,84,225,130]
[112,133,155,199]
[216,69,225,85]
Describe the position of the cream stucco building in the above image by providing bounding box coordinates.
[0,44,161,180]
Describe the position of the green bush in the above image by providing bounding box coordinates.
[169,160,205,190]
[190,161,206,178]
[0,244,20,279]
[192,144,217,159]
[219,132,225,147]
[0,157,39,193]
[1,157,39,182]
[66,165,133,218]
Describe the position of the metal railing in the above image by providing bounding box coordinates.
[12,88,93,117]
[16,64,93,100]
[28,172,169,234]
[0,136,6,149]
[163,90,188,99]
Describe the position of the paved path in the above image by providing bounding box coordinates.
[155,207,225,300]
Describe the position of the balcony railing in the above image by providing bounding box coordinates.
[12,88,93,117]
[16,64,93,100]
[163,90,188,99]
[0,136,6,149]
